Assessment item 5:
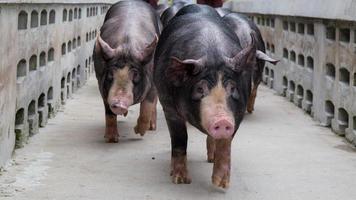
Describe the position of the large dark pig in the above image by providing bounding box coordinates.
[160,2,187,27]
[223,13,279,113]
[93,0,160,143]
[154,5,255,189]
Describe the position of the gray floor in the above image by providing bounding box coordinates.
[1,77,356,200]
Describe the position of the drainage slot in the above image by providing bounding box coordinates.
[326,26,336,40]
[338,108,349,131]
[15,108,25,148]
[68,41,72,52]
[325,63,335,80]
[18,11,28,30]
[289,81,295,92]
[29,55,37,71]
[339,68,350,85]
[17,59,27,78]
[298,23,305,34]
[290,51,296,62]
[40,10,47,26]
[49,10,55,24]
[30,10,38,28]
[62,43,66,55]
[298,54,305,66]
[63,9,67,22]
[69,9,73,21]
[307,23,314,35]
[283,48,288,59]
[28,100,36,136]
[290,22,296,32]
[38,93,46,127]
[339,28,350,43]
[283,20,288,30]
[39,51,46,67]
[306,90,313,103]
[307,56,314,71]
[48,48,54,62]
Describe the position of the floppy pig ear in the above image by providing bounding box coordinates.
[165,57,204,87]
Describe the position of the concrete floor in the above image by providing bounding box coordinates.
[1,77,356,200]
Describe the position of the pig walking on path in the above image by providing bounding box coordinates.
[93,0,161,143]
[154,5,256,189]
[223,12,279,113]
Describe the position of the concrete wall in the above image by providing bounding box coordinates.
[230,0,356,146]
[0,1,110,168]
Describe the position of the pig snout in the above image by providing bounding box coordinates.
[208,116,235,139]
[109,99,130,115]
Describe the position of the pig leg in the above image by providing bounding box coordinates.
[104,105,119,143]
[206,136,216,163]
[165,112,191,184]
[134,88,156,136]
[149,96,158,131]
[212,138,232,189]
[247,83,258,113]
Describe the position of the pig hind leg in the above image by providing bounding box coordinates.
[212,139,232,189]
[165,112,191,184]
[149,96,158,131]
[247,83,259,113]
[247,61,264,113]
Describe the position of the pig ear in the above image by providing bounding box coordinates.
[165,57,204,86]
[256,50,279,65]
[138,34,159,64]
[96,35,117,60]
[225,34,257,72]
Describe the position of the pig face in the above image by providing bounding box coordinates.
[96,35,157,115]
[165,39,256,139]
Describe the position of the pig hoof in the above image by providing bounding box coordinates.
[171,171,191,184]
[212,175,230,189]
[207,157,214,163]
[247,107,254,113]
[149,122,156,131]
[134,124,148,136]
[105,135,119,143]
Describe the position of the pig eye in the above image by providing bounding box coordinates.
[226,81,240,100]
[130,69,141,83]
[192,80,208,100]
[107,72,114,81]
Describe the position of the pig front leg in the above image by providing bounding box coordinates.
[212,138,232,189]
[134,89,157,136]
[206,136,216,163]
[104,105,119,143]
[165,112,191,184]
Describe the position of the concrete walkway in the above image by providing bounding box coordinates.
[1,77,356,200]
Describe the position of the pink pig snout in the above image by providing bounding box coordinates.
[208,118,234,139]
[110,100,129,115]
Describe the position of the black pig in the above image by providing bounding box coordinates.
[93,0,160,143]
[154,5,255,188]
[223,12,279,113]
